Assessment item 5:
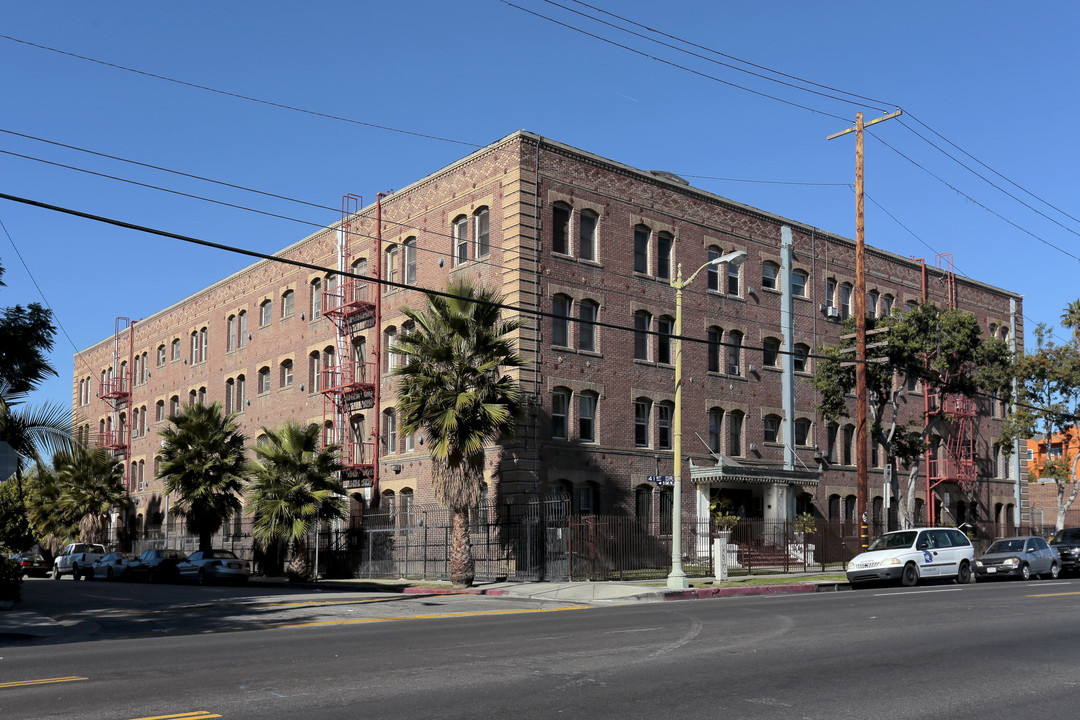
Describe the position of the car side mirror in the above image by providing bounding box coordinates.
[916,542,928,550]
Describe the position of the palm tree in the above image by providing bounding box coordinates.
[158,402,247,552]
[1062,300,1080,348]
[0,380,73,551]
[392,279,524,588]
[52,446,126,545]
[246,421,347,579]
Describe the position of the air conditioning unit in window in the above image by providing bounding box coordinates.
[825,306,840,319]
[728,365,741,375]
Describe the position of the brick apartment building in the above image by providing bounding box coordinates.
[72,130,1025,543]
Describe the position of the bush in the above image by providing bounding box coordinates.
[0,556,22,604]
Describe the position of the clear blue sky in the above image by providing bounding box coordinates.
[2,1,1079,411]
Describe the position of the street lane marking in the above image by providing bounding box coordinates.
[0,676,88,689]
[128,713,220,720]
[1028,591,1080,597]
[873,588,963,597]
[115,604,592,639]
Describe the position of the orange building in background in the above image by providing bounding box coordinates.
[1026,429,1080,480]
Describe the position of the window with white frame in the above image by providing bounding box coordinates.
[260,300,272,327]
[791,269,808,297]
[238,311,248,347]
[403,238,417,285]
[867,289,879,320]
[657,232,673,281]
[726,258,741,295]
[707,326,722,372]
[579,300,598,353]
[578,210,598,262]
[793,343,810,373]
[634,224,650,274]
[657,402,673,450]
[708,408,723,453]
[634,399,651,447]
[763,337,781,367]
[552,295,571,348]
[258,367,271,394]
[383,409,397,454]
[452,215,468,266]
[227,315,237,352]
[280,360,293,388]
[707,246,721,291]
[657,316,673,365]
[551,388,570,440]
[762,261,779,290]
[727,330,743,375]
[474,207,490,258]
[840,283,853,320]
[728,410,744,456]
[579,392,597,443]
[794,418,811,446]
[281,290,294,318]
[310,278,322,319]
[634,311,651,361]
[552,202,571,255]
[763,414,782,444]
[826,278,837,310]
[385,245,398,290]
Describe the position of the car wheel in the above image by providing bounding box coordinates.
[956,561,972,584]
[197,569,207,586]
[51,565,60,580]
[71,563,81,580]
[901,563,919,587]
[1020,563,1031,581]
[1047,563,1060,580]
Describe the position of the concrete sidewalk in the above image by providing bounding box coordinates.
[0,574,845,640]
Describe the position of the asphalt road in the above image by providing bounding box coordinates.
[4,576,1080,719]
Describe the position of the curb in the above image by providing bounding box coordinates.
[659,584,820,601]
[402,587,510,596]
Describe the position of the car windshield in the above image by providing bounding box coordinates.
[1052,528,1080,544]
[987,539,1025,554]
[205,550,239,559]
[867,531,916,551]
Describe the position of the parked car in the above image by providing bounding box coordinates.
[975,536,1060,580]
[52,543,107,580]
[846,527,975,587]
[12,552,51,578]
[1050,527,1080,575]
[176,549,250,585]
[138,548,188,583]
[87,552,145,581]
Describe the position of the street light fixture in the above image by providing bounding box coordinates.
[668,249,748,589]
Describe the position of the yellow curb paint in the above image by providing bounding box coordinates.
[0,676,88,689]
[1027,591,1080,597]
[127,713,220,720]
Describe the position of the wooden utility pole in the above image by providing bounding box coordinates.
[828,109,902,550]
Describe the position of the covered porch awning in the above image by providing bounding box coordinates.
[689,455,820,488]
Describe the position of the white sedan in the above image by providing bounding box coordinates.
[87,552,145,580]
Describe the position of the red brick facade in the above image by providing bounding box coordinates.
[72,131,1024,536]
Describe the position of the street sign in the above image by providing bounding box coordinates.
[647,475,675,486]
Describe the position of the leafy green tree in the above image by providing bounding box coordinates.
[812,302,1012,529]
[392,279,524,588]
[1000,324,1080,531]
[1061,300,1080,349]
[0,261,58,394]
[246,421,346,579]
[158,402,247,551]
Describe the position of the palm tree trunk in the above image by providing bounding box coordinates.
[449,507,475,588]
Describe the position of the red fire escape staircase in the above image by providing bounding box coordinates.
[925,387,978,522]
[321,239,378,489]
[98,317,134,459]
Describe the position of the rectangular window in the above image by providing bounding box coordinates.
[579,394,596,443]
[657,234,672,281]
[157,345,166,366]
[727,261,740,295]
[634,401,650,447]
[404,240,417,285]
[552,204,570,255]
[238,312,248,347]
[708,409,723,452]
[227,316,237,352]
[260,301,272,327]
[634,226,650,274]
[258,369,270,394]
[236,376,245,408]
[386,246,399,290]
[826,279,837,309]
[384,413,397,455]
[282,291,294,318]
[475,209,490,258]
[792,271,807,297]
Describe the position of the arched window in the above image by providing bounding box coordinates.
[707,326,723,373]
[552,294,572,348]
[763,414,782,444]
[309,351,321,393]
[383,409,397,454]
[826,278,838,311]
[171,337,181,360]
[708,407,724,453]
[384,326,397,372]
[657,401,674,450]
[794,418,811,446]
[707,246,722,291]
[882,293,894,315]
[726,256,742,295]
[633,224,651,274]
[225,378,235,413]
[238,310,248,348]
[867,290,879,320]
[762,337,781,367]
[474,207,490,258]
[155,399,165,422]
[634,398,651,447]
[633,311,651,361]
[762,261,779,290]
[170,395,180,417]
[157,344,166,366]
[227,314,237,351]
[791,269,808,297]
[793,343,810,373]
[578,299,598,353]
[657,232,673,280]
[726,330,743,375]
[403,237,417,285]
[728,410,744,456]
[257,366,271,394]
[657,316,674,365]
[551,387,570,440]
[578,391,598,443]
[842,424,855,465]
[310,278,322,319]
[840,283,853,320]
[552,202,571,255]
[189,389,197,406]
[279,359,293,388]
[452,215,468,266]
[382,490,396,521]
[385,244,398,289]
[400,488,415,527]
[259,299,272,327]
[236,375,246,408]
[281,289,295,318]
[578,209,598,261]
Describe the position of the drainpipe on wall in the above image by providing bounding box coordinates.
[781,226,795,472]
[1011,297,1023,527]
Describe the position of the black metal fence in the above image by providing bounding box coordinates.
[112,501,1044,582]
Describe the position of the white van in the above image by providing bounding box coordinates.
[846,528,975,587]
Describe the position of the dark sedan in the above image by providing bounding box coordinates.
[1050,527,1080,575]
[138,548,188,583]
[12,552,51,578]
[975,536,1059,581]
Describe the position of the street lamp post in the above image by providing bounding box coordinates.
[668,249,748,589]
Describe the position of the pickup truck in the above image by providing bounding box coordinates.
[51,543,108,580]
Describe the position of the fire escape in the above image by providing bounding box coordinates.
[98,317,133,478]
[921,253,977,526]
[321,195,379,492]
